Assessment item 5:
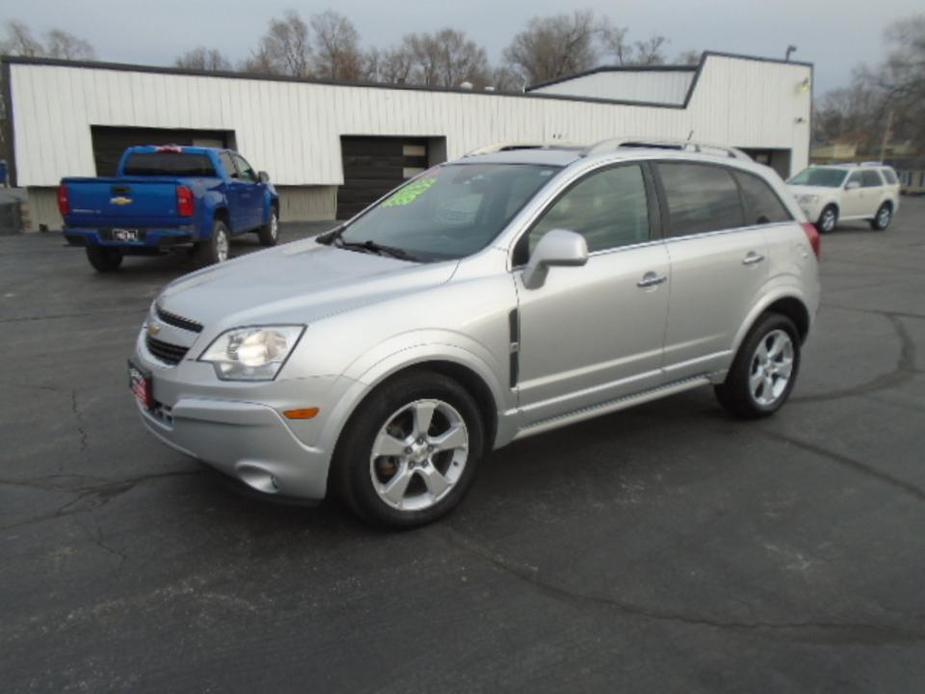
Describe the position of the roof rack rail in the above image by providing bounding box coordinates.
[859,161,884,167]
[580,137,751,161]
[463,142,579,157]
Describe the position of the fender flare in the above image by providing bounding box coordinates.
[317,341,513,457]
[730,284,814,357]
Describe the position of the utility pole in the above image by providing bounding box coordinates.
[878,110,894,163]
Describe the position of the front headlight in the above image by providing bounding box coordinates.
[199,325,305,381]
[797,194,819,205]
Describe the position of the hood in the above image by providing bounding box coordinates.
[158,238,459,328]
[788,185,833,197]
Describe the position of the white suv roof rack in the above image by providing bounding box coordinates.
[581,137,751,161]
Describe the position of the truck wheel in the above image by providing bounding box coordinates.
[192,220,231,267]
[332,370,485,528]
[257,209,279,247]
[85,247,123,272]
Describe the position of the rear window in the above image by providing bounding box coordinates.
[861,170,883,188]
[122,152,216,177]
[657,163,744,236]
[734,171,792,225]
[881,168,898,185]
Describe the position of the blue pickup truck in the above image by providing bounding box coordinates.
[60,145,279,271]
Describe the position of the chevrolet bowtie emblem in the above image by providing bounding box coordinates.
[147,322,161,337]
[111,196,133,206]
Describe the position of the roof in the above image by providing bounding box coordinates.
[526,51,813,92]
[0,51,813,111]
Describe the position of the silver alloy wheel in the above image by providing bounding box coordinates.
[369,398,469,511]
[270,212,279,240]
[820,208,836,233]
[216,229,229,262]
[749,329,795,406]
[877,206,891,228]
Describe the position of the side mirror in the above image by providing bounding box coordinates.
[522,229,588,290]
[258,171,270,184]
[845,180,860,190]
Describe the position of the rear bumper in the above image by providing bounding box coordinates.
[64,227,197,251]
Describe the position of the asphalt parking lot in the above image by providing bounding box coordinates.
[2,204,925,692]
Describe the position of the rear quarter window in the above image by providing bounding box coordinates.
[881,168,898,185]
[734,171,793,225]
[122,152,217,177]
[657,162,744,236]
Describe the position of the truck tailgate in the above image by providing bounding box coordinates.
[63,177,185,228]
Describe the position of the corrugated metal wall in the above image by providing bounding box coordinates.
[9,55,812,188]
[530,70,695,105]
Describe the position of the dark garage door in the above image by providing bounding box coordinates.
[90,126,232,177]
[337,137,428,220]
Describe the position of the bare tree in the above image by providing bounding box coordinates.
[45,29,95,60]
[310,10,362,81]
[598,21,631,65]
[676,50,701,66]
[633,36,669,66]
[244,10,311,77]
[402,29,490,88]
[175,47,231,72]
[503,10,601,85]
[0,20,44,57]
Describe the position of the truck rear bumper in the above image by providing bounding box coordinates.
[64,228,196,251]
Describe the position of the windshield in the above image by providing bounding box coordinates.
[788,167,848,187]
[123,152,217,177]
[337,163,561,261]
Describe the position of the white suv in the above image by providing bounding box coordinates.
[788,163,900,234]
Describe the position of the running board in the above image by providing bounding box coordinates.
[513,376,711,441]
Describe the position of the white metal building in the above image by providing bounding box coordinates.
[2,52,812,231]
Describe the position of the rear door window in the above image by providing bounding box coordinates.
[861,170,883,187]
[657,163,745,236]
[733,171,792,225]
[219,151,237,178]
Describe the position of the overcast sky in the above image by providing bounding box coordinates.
[6,0,922,94]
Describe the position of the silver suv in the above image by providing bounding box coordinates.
[131,139,821,527]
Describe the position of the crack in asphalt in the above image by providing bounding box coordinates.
[71,389,88,453]
[0,470,201,532]
[754,429,925,503]
[794,312,918,404]
[0,307,146,324]
[441,527,925,645]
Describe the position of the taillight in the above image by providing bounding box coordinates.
[57,184,70,216]
[802,222,820,260]
[177,186,195,217]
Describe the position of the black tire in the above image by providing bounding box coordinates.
[257,208,279,247]
[869,202,893,231]
[816,205,838,234]
[332,370,485,528]
[85,246,123,272]
[715,313,801,419]
[191,220,231,268]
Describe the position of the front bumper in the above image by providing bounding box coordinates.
[133,329,354,501]
[65,227,196,252]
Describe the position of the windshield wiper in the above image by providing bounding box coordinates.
[336,238,420,262]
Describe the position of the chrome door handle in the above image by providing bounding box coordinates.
[742,252,765,265]
[637,272,667,288]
